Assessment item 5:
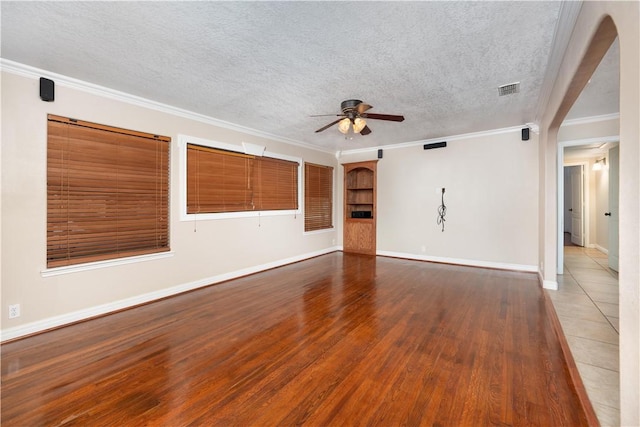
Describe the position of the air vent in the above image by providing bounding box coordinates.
[498,82,520,96]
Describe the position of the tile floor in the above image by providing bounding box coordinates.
[547,245,620,427]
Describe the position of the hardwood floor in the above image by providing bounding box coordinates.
[1,253,590,426]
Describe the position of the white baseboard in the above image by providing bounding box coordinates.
[376,250,538,273]
[594,244,609,255]
[1,246,340,342]
[538,271,558,290]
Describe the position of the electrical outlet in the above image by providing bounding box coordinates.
[8,304,20,319]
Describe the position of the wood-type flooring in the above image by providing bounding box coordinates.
[1,252,590,426]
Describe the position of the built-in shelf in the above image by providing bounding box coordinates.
[343,161,377,254]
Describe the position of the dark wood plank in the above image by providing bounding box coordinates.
[1,253,590,426]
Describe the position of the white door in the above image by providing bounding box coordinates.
[570,165,584,246]
[608,146,619,271]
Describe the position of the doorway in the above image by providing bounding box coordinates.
[564,164,585,247]
[556,136,619,275]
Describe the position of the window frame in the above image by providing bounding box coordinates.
[45,114,171,270]
[178,135,302,221]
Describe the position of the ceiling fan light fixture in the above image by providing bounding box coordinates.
[338,118,351,134]
[353,117,367,133]
[353,117,366,133]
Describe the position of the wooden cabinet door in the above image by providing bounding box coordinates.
[344,220,376,254]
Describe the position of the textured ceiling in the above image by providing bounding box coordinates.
[0,1,619,152]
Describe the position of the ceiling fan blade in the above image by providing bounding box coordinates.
[360,125,372,136]
[315,118,343,133]
[356,103,373,114]
[310,114,344,117]
[362,113,405,122]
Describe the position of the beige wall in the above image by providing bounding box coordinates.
[1,70,338,338]
[340,130,539,268]
[558,116,619,141]
[539,2,639,423]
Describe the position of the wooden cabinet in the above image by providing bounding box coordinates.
[343,161,377,255]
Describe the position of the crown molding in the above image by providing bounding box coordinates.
[560,112,620,127]
[0,59,334,155]
[340,124,527,156]
[534,1,584,124]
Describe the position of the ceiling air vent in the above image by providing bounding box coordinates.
[498,82,520,96]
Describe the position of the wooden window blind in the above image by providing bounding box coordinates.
[187,144,299,214]
[253,156,299,211]
[47,115,170,268]
[304,163,333,231]
[187,145,253,213]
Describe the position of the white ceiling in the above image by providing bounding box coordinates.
[1,1,620,152]
[564,141,618,163]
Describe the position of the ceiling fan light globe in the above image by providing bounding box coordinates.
[353,118,367,133]
[338,118,351,134]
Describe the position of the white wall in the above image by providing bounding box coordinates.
[339,129,539,270]
[1,69,338,339]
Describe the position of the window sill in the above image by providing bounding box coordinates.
[180,209,301,222]
[41,251,174,277]
[303,227,335,236]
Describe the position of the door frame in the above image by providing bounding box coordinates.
[556,135,619,274]
[567,164,585,246]
[608,145,620,271]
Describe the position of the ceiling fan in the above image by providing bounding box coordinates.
[313,99,405,136]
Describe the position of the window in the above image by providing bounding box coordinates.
[47,115,170,268]
[186,143,299,214]
[305,163,333,231]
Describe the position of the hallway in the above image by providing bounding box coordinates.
[549,246,620,426]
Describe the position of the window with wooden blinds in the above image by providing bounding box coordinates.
[187,144,298,214]
[304,163,333,231]
[47,115,170,268]
[253,156,299,211]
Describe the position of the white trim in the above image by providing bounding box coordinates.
[559,135,620,147]
[177,134,303,222]
[595,244,609,255]
[539,271,559,290]
[340,124,526,156]
[4,246,340,342]
[41,251,174,277]
[561,112,620,127]
[0,59,333,155]
[242,142,266,156]
[376,250,537,273]
[303,227,335,236]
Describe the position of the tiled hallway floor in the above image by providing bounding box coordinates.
[548,246,620,426]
